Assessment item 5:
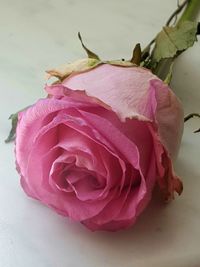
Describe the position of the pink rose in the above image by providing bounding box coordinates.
[15,64,183,231]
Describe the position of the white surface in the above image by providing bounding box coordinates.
[0,1,200,266]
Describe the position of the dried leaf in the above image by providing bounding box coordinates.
[5,107,30,143]
[78,32,100,60]
[130,43,141,65]
[106,60,136,67]
[152,21,198,63]
[46,58,101,81]
[5,113,18,143]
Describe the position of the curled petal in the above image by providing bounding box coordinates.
[149,125,183,201]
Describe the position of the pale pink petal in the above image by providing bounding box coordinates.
[63,64,157,121]
[151,79,184,159]
[62,64,183,159]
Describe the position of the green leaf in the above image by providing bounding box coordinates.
[5,106,30,143]
[152,20,198,63]
[5,113,18,143]
[78,32,100,60]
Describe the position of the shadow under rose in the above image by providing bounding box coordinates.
[59,189,183,266]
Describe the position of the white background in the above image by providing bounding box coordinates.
[0,0,200,266]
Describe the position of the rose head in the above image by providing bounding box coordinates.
[15,64,183,231]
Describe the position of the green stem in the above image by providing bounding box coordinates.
[154,0,200,81]
[177,0,200,25]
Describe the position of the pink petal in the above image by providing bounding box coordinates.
[63,64,157,121]
[62,64,183,159]
[152,79,184,159]
[149,125,183,201]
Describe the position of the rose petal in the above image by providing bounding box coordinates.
[149,125,183,201]
[152,79,184,159]
[63,64,158,119]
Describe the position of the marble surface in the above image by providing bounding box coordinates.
[0,0,200,266]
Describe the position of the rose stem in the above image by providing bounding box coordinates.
[184,113,200,122]
[177,0,200,26]
[184,113,200,133]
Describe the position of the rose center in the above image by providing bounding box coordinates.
[51,162,106,201]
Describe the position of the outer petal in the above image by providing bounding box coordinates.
[63,64,157,121]
[62,64,184,159]
[152,79,184,159]
[149,125,183,201]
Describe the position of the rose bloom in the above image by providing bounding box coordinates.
[15,64,183,231]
